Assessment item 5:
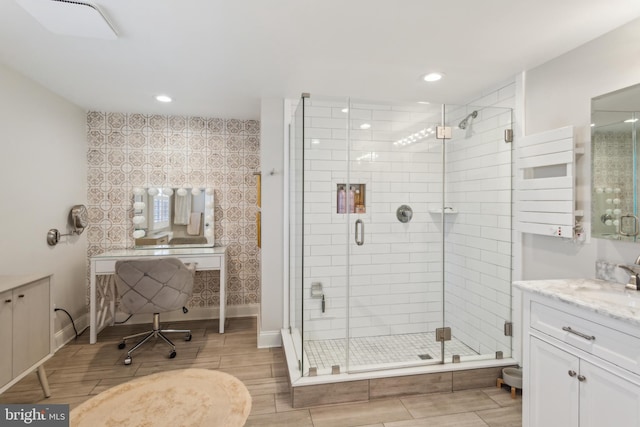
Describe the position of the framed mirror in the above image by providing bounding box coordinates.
[591,83,640,241]
[132,187,215,248]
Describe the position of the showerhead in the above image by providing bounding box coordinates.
[458,110,478,130]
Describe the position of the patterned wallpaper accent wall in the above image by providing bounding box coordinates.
[86,112,261,307]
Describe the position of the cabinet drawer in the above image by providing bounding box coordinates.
[531,301,640,375]
[181,256,221,269]
[94,260,117,274]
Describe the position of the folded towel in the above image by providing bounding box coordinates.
[187,212,201,235]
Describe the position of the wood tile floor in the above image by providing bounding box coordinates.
[0,317,521,426]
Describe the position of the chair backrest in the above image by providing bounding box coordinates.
[114,257,195,315]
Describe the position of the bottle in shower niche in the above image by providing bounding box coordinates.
[337,185,346,214]
[349,185,356,213]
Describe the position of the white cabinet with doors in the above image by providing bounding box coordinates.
[517,280,640,427]
[0,274,53,397]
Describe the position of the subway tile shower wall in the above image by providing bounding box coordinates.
[301,82,514,357]
[444,83,514,356]
[302,99,444,342]
[85,112,260,308]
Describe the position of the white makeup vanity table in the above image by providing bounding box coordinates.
[89,246,227,344]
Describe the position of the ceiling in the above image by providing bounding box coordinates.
[2,1,640,120]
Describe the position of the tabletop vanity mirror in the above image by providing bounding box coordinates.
[132,187,214,248]
[591,83,640,242]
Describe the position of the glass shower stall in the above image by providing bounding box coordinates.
[287,95,513,378]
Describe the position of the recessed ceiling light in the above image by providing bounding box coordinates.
[360,123,371,130]
[155,94,172,103]
[417,101,431,105]
[311,139,320,144]
[423,72,444,82]
[341,108,349,113]
[624,118,638,123]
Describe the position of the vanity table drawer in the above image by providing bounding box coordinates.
[94,260,117,274]
[180,256,221,269]
[531,301,640,375]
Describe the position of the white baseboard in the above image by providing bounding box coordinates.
[53,305,260,350]
[258,330,282,348]
[114,304,260,325]
[54,312,89,350]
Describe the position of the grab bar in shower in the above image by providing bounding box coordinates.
[355,219,364,246]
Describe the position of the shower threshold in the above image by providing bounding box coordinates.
[282,330,517,408]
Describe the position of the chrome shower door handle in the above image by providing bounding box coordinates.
[355,219,364,246]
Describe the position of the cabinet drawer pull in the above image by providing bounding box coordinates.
[577,375,586,382]
[562,326,595,341]
[568,370,577,377]
[4,299,11,303]
[18,294,25,298]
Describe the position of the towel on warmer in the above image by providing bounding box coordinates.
[187,212,201,235]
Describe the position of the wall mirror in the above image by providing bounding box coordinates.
[591,83,640,241]
[132,187,214,248]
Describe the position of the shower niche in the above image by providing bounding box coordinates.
[336,183,365,213]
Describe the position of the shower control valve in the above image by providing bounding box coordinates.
[396,205,413,223]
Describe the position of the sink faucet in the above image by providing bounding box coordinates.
[617,261,640,291]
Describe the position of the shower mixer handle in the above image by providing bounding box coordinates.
[355,219,364,246]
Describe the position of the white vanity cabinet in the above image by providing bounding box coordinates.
[0,274,53,397]
[517,281,640,427]
[529,336,640,426]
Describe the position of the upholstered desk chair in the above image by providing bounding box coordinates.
[114,257,195,365]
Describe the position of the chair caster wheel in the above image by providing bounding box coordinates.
[118,341,126,350]
[185,333,192,342]
[124,356,132,365]
[169,351,177,359]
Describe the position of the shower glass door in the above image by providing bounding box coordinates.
[346,99,445,372]
[291,95,513,377]
[296,95,350,376]
[288,98,304,374]
[442,104,513,362]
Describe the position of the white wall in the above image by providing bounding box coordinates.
[259,98,285,347]
[523,16,640,277]
[0,64,87,346]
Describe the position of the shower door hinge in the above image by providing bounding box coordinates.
[436,126,452,140]
[504,321,513,336]
[435,327,451,342]
[504,129,513,143]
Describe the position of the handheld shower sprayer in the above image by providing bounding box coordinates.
[458,110,478,130]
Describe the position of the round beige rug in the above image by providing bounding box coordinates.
[70,368,252,427]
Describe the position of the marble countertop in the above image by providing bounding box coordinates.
[514,278,640,327]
